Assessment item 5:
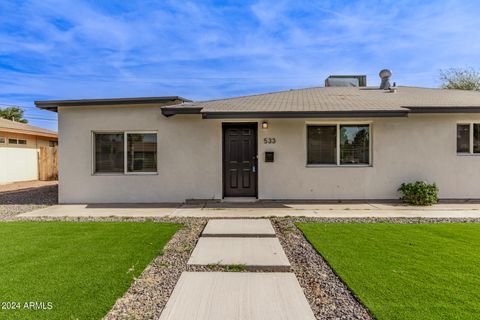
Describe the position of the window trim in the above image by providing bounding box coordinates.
[8,138,18,144]
[0,137,5,144]
[456,122,479,156]
[18,139,27,145]
[92,131,158,175]
[306,122,372,167]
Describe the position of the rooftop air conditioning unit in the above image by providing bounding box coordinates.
[325,75,367,87]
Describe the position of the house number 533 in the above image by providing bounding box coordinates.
[264,138,276,144]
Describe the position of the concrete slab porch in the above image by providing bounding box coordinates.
[17,202,480,218]
[158,272,316,320]
[202,219,276,237]
[187,237,291,271]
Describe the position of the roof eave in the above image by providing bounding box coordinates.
[0,128,58,139]
[161,107,203,117]
[201,110,410,119]
[406,106,480,113]
[35,96,191,112]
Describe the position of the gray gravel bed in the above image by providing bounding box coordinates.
[0,185,58,219]
[273,218,373,320]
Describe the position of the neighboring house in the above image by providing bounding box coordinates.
[0,118,58,184]
[35,77,480,203]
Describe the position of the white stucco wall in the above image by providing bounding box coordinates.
[0,148,38,184]
[58,105,480,203]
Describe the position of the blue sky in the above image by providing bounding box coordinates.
[1,0,480,130]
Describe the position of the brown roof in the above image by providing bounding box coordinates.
[0,118,58,139]
[162,86,480,118]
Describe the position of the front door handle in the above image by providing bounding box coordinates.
[252,165,256,173]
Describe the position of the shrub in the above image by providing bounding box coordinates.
[398,181,438,206]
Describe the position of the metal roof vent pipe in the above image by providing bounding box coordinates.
[379,69,392,90]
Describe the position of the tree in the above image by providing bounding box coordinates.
[0,106,28,123]
[440,67,480,91]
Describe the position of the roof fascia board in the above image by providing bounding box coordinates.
[35,97,191,112]
[406,106,480,113]
[201,111,409,119]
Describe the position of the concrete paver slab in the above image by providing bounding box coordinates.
[188,237,290,271]
[202,219,275,237]
[159,272,315,320]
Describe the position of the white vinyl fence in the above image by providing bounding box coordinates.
[0,148,38,184]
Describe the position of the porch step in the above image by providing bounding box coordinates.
[159,272,315,320]
[187,237,290,271]
[202,219,276,237]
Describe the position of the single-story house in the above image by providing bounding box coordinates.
[35,76,480,203]
[0,118,58,184]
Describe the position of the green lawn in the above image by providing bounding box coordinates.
[296,222,480,320]
[0,221,180,320]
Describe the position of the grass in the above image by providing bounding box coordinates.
[296,222,480,320]
[206,263,247,272]
[0,221,181,320]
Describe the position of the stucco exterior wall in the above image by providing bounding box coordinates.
[58,105,223,203]
[58,105,480,203]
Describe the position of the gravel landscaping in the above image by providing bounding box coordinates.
[0,182,57,219]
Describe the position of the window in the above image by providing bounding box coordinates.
[127,133,157,172]
[456,123,480,154]
[94,132,157,174]
[18,139,27,145]
[475,124,480,154]
[307,126,336,164]
[307,124,371,166]
[340,125,370,165]
[95,133,124,173]
[8,138,17,144]
[0,137,5,144]
[457,124,470,153]
[49,141,58,147]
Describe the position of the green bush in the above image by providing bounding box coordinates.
[398,181,438,205]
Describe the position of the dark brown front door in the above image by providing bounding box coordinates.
[223,123,258,197]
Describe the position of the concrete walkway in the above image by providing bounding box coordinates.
[160,219,315,320]
[19,202,480,218]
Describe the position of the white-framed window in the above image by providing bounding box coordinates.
[18,139,27,145]
[8,138,18,144]
[93,131,158,174]
[307,123,371,166]
[0,137,5,144]
[457,123,480,154]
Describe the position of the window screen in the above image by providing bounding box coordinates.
[307,126,337,164]
[94,133,124,173]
